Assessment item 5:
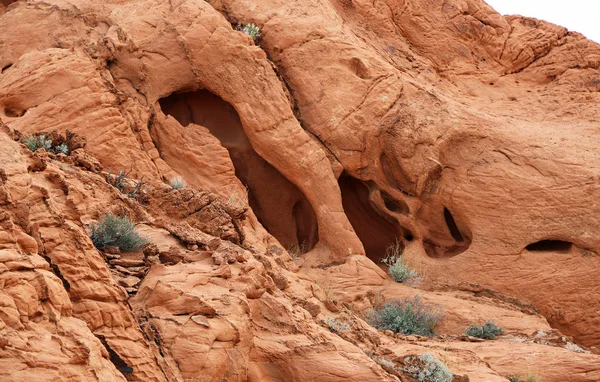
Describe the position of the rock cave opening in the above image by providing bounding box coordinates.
[158,89,318,251]
[525,240,573,253]
[338,173,402,263]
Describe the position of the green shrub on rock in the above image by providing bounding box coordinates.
[90,214,147,251]
[465,321,504,340]
[366,296,442,336]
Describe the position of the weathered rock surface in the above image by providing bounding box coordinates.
[0,0,599,380]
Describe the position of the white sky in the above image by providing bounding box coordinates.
[485,0,600,44]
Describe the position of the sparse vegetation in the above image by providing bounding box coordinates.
[90,214,147,251]
[24,135,52,152]
[509,373,541,382]
[325,317,351,333]
[169,176,186,190]
[286,242,305,263]
[403,353,453,382]
[105,167,146,198]
[381,240,418,283]
[465,321,504,340]
[54,144,69,154]
[23,134,70,154]
[366,296,442,336]
[238,23,260,42]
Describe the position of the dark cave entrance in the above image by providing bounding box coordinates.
[525,240,573,253]
[338,173,400,263]
[159,89,318,251]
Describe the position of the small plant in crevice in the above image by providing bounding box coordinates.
[237,23,261,42]
[169,176,186,190]
[465,321,504,340]
[23,134,71,155]
[366,296,442,336]
[403,353,453,382]
[90,214,148,252]
[286,242,305,263]
[54,143,69,154]
[381,239,419,283]
[105,167,146,199]
[24,135,52,152]
[324,317,351,333]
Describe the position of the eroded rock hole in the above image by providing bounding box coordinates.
[525,240,573,253]
[159,89,318,251]
[4,107,25,118]
[381,190,409,215]
[1,63,12,73]
[339,173,399,263]
[423,207,472,258]
[444,207,464,242]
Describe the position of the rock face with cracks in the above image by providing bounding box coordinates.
[0,0,599,381]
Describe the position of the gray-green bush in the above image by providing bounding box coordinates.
[169,176,186,190]
[239,23,260,42]
[90,214,147,251]
[366,296,442,336]
[381,240,418,283]
[404,353,453,382]
[325,317,351,333]
[23,135,69,154]
[24,135,52,152]
[465,321,504,340]
[509,373,541,382]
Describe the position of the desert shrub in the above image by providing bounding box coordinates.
[465,321,504,340]
[286,242,305,263]
[239,23,260,42]
[105,167,146,198]
[404,353,453,382]
[23,135,70,154]
[169,176,186,190]
[325,317,351,333]
[509,373,541,382]
[54,143,69,154]
[90,214,147,251]
[24,135,52,152]
[381,240,418,283]
[366,296,442,336]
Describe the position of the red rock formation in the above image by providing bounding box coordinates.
[0,0,599,380]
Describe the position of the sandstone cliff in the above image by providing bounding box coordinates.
[0,0,599,381]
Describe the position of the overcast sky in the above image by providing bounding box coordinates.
[485,0,600,44]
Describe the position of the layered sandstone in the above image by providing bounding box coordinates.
[0,0,599,380]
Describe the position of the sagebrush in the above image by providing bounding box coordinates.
[465,321,504,340]
[90,214,147,251]
[404,353,453,382]
[24,135,52,152]
[325,317,351,333]
[23,135,70,154]
[366,296,442,336]
[509,373,542,382]
[381,240,418,283]
[169,176,186,190]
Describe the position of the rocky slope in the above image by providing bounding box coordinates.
[0,0,599,381]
